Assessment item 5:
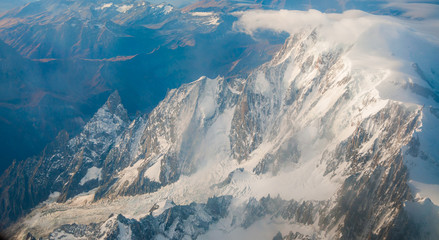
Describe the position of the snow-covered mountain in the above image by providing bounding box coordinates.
[0,0,286,174]
[1,7,439,240]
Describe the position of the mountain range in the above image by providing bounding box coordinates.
[0,0,289,173]
[0,0,439,239]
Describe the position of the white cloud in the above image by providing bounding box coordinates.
[338,0,350,10]
[233,9,385,45]
[233,8,439,44]
[233,8,439,95]
[383,2,439,19]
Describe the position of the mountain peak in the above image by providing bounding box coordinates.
[103,90,129,123]
[106,90,121,110]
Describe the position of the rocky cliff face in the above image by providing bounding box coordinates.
[1,9,438,240]
[0,91,129,229]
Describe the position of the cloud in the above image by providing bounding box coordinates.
[383,2,439,19]
[233,8,439,95]
[233,9,385,45]
[337,0,350,10]
[233,8,439,44]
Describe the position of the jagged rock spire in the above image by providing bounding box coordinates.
[104,90,129,123]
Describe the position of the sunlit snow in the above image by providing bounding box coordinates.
[79,167,102,186]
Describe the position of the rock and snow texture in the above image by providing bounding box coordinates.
[0,91,129,229]
[1,9,439,240]
[79,167,102,186]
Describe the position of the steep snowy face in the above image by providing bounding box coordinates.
[95,75,243,199]
[3,9,439,240]
[234,8,439,202]
[0,91,129,229]
[55,91,129,202]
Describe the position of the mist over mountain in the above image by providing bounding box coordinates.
[0,0,438,239]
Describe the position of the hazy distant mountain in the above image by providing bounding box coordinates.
[0,0,37,12]
[0,0,286,174]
